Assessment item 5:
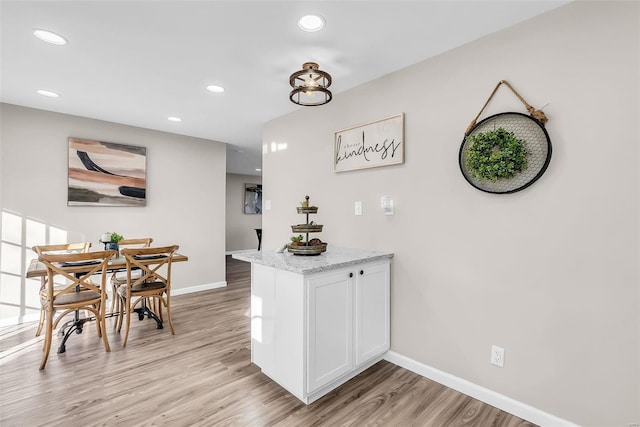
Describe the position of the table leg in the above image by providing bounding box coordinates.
[255,228,262,251]
[133,298,163,329]
[57,311,89,353]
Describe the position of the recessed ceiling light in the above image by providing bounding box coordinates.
[255,168,262,172]
[168,116,182,122]
[206,85,225,93]
[33,29,68,45]
[298,15,325,32]
[37,89,60,98]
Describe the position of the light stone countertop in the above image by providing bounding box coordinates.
[232,246,393,274]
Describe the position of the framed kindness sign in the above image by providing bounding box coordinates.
[334,113,404,172]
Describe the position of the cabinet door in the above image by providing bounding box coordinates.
[307,269,354,393]
[251,264,275,375]
[355,262,390,366]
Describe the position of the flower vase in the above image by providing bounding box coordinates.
[106,242,119,255]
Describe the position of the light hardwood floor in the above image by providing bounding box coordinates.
[0,256,537,426]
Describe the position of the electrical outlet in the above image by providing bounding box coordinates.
[491,345,505,367]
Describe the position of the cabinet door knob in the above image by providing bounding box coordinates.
[349,272,353,278]
[359,270,364,275]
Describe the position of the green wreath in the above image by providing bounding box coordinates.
[465,127,529,182]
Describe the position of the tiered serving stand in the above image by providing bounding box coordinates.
[288,196,327,256]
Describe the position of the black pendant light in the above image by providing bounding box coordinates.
[289,62,332,106]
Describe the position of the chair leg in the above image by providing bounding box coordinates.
[36,278,46,337]
[99,303,110,353]
[116,296,125,332]
[110,283,118,314]
[113,290,122,329]
[35,308,44,337]
[164,294,175,335]
[113,294,119,329]
[39,309,53,370]
[94,305,102,337]
[122,298,132,347]
[154,296,163,322]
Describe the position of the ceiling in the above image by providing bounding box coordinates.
[0,1,568,176]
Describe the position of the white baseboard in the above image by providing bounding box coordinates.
[172,281,227,296]
[384,351,579,427]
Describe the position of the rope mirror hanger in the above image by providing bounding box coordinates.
[459,80,552,194]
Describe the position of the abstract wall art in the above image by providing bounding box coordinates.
[244,183,262,214]
[68,137,147,206]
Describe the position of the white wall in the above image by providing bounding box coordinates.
[0,104,227,321]
[262,2,639,425]
[225,173,262,252]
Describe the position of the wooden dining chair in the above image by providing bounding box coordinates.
[37,250,116,370]
[109,237,153,314]
[116,245,179,347]
[32,242,92,337]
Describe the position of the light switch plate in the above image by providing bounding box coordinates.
[264,200,272,211]
[354,201,362,216]
[381,196,394,215]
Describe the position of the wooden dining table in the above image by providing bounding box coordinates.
[26,252,188,353]
[26,253,188,279]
